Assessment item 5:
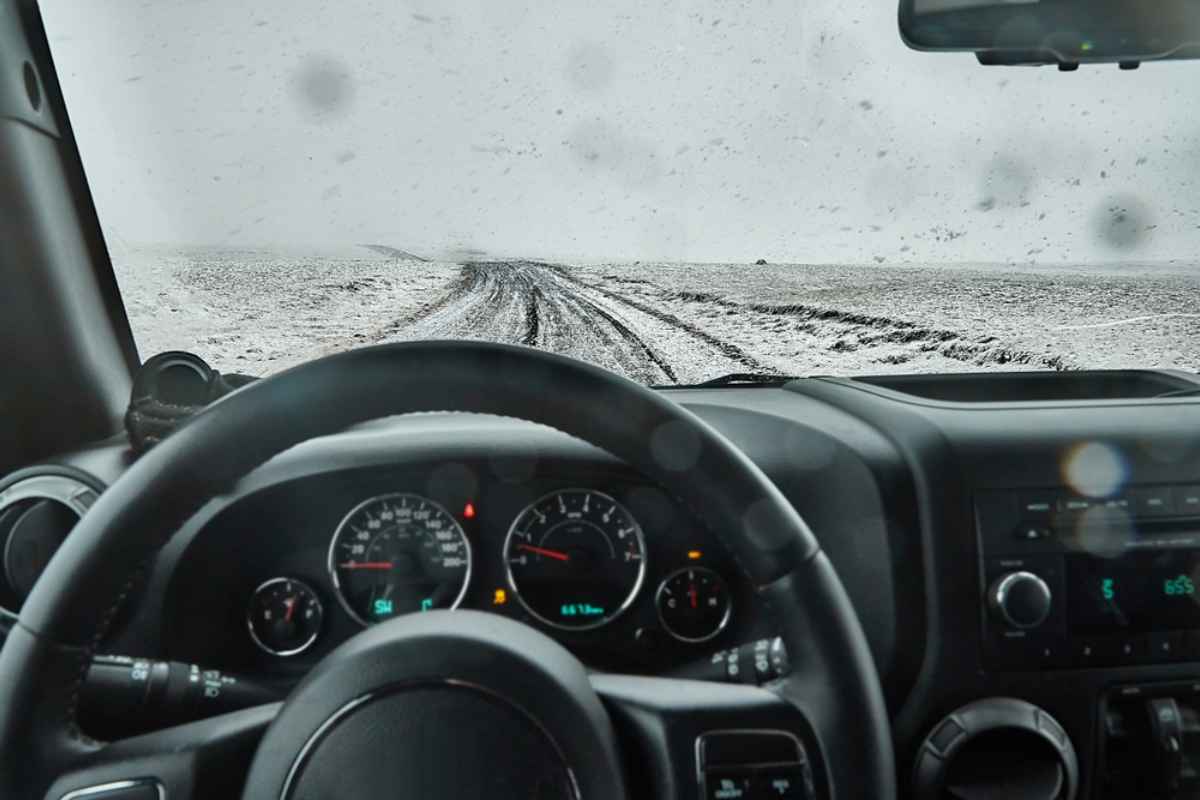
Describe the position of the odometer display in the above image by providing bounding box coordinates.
[504,489,646,630]
[328,493,471,625]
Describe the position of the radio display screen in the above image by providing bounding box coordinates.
[1068,551,1200,634]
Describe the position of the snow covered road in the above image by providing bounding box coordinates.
[112,247,1200,382]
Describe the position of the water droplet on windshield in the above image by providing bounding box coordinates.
[291,53,354,120]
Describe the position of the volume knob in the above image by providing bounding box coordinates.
[989,571,1052,629]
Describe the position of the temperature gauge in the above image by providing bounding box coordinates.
[246,577,324,657]
[656,567,731,643]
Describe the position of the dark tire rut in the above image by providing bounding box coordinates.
[364,262,772,383]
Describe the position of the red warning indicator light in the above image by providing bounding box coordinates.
[463,502,476,519]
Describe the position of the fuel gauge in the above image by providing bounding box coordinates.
[247,577,324,657]
[656,567,731,643]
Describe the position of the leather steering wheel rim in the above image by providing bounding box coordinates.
[0,341,894,798]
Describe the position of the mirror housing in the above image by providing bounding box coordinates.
[898,0,1200,67]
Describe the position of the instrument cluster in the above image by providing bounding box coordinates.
[164,462,764,677]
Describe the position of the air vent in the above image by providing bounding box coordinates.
[0,469,102,613]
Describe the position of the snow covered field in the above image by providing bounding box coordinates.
[112,246,1200,384]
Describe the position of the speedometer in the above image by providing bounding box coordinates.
[504,489,646,630]
[328,493,471,626]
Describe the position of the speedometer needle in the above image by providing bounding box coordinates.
[338,562,394,570]
[517,543,570,562]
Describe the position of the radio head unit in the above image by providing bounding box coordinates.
[977,485,1200,671]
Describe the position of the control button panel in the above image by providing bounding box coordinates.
[987,629,1200,671]
[698,730,816,799]
[979,484,1200,559]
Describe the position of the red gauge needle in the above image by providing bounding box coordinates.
[337,562,394,570]
[517,543,570,562]
[688,584,699,609]
[283,597,297,622]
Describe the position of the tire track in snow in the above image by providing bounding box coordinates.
[371,261,688,383]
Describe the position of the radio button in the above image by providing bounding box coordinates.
[1014,524,1053,542]
[1059,496,1094,514]
[1148,632,1183,662]
[1097,496,1132,512]
[1033,639,1069,668]
[1176,486,1200,516]
[1114,636,1148,664]
[1019,492,1057,518]
[1133,487,1175,517]
[985,635,1062,670]
[1071,637,1116,667]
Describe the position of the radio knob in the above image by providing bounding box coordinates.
[989,571,1052,629]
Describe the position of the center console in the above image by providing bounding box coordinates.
[977,484,1200,670]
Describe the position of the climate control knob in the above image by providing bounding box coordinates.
[989,571,1052,629]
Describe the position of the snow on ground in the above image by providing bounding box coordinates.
[112,246,1200,383]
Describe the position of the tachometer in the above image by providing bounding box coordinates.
[329,493,471,626]
[504,489,646,630]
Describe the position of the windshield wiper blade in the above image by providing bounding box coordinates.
[672,372,797,388]
[1155,386,1200,398]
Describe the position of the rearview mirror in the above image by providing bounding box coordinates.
[899,0,1200,67]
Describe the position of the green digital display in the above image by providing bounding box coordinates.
[1163,575,1195,597]
[373,598,394,616]
[560,603,605,618]
[1070,554,1200,635]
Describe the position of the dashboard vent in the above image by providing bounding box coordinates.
[0,468,102,613]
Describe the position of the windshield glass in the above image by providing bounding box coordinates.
[41,0,1200,384]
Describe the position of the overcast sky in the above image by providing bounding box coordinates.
[39,0,1200,265]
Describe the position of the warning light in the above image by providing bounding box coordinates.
[493,588,508,606]
[463,502,477,519]
[687,550,703,561]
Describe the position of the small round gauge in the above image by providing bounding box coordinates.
[656,567,731,643]
[504,488,646,631]
[329,493,472,626]
[246,577,324,657]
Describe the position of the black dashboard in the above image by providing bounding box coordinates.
[5,368,1200,799]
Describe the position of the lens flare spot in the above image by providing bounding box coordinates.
[1074,506,1134,558]
[1062,442,1128,498]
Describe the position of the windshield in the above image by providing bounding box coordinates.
[41,0,1200,384]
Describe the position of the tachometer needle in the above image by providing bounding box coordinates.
[517,543,570,562]
[338,561,395,570]
[284,597,297,622]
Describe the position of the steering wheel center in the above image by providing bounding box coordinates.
[283,683,574,798]
[242,610,616,799]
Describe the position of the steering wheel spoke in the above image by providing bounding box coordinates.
[43,703,277,800]
[593,673,824,800]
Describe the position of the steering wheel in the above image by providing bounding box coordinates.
[0,342,894,799]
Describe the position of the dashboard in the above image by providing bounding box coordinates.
[6,369,1200,799]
